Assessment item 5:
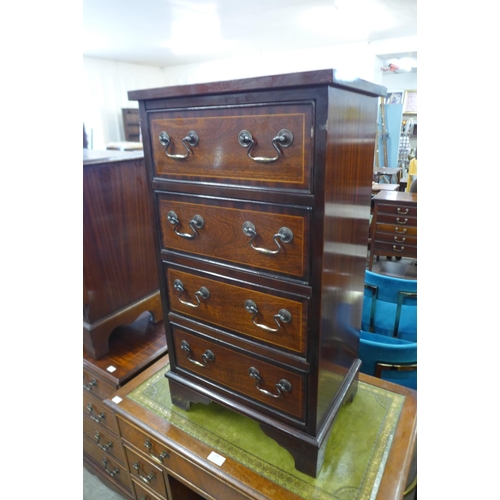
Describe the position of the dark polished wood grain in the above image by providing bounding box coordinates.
[83,151,163,359]
[131,70,385,477]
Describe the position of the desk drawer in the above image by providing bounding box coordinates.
[376,213,417,227]
[125,445,169,499]
[83,418,126,464]
[83,367,116,400]
[372,241,417,258]
[166,268,307,355]
[158,195,309,281]
[376,223,417,237]
[83,392,119,435]
[150,102,313,191]
[172,328,305,420]
[84,434,131,491]
[373,232,417,247]
[376,203,417,217]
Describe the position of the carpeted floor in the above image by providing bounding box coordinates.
[83,467,128,500]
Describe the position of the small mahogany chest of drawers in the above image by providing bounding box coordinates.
[369,191,417,270]
[129,69,386,477]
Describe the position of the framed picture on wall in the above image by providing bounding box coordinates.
[385,91,404,105]
[403,90,417,113]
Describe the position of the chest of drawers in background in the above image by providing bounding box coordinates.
[83,150,163,359]
[369,191,417,270]
[83,314,167,497]
[129,69,386,477]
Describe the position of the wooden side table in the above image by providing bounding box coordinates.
[105,355,417,500]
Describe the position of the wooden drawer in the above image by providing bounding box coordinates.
[166,268,307,355]
[84,434,132,491]
[83,392,119,435]
[83,367,116,400]
[371,241,417,258]
[118,416,249,500]
[375,203,417,217]
[158,194,310,281]
[83,418,126,464]
[149,102,314,191]
[375,213,417,227]
[171,328,305,420]
[373,232,417,247]
[375,223,417,237]
[125,445,169,499]
[132,478,166,500]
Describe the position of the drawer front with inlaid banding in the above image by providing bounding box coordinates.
[157,195,310,281]
[83,418,126,464]
[166,268,307,355]
[375,203,417,218]
[171,328,305,420]
[150,102,314,191]
[376,223,417,237]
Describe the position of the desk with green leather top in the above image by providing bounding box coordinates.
[106,355,416,500]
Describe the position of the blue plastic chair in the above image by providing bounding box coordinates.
[362,270,417,342]
[358,330,417,390]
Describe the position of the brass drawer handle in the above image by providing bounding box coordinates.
[159,130,199,159]
[87,403,106,423]
[242,221,293,255]
[393,245,405,252]
[248,367,291,398]
[133,462,156,484]
[144,439,170,464]
[395,227,407,234]
[94,432,113,451]
[396,217,408,224]
[83,378,97,391]
[167,210,204,239]
[244,300,291,332]
[397,207,409,214]
[180,340,215,367]
[394,236,406,243]
[238,129,293,163]
[173,279,210,308]
[101,458,119,477]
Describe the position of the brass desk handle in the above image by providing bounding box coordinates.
[393,245,405,252]
[83,378,97,391]
[167,210,204,239]
[159,130,199,159]
[133,462,155,484]
[180,340,215,368]
[94,432,112,451]
[242,221,293,255]
[395,227,407,234]
[87,403,105,423]
[173,279,210,308]
[101,458,119,477]
[396,217,408,224]
[394,236,406,243]
[244,300,291,332]
[397,207,409,214]
[144,439,169,464]
[248,367,291,398]
[238,129,293,163]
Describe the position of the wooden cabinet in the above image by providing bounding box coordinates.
[129,69,385,477]
[83,149,163,359]
[369,191,417,269]
[122,108,141,142]
[83,314,167,497]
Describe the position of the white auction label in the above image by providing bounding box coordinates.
[111,396,122,404]
[106,365,117,373]
[207,451,226,466]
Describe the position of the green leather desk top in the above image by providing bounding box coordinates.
[128,364,407,500]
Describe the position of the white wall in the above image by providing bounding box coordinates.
[83,36,417,148]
